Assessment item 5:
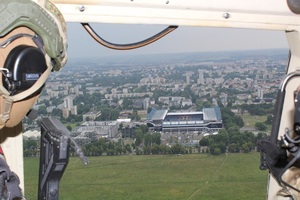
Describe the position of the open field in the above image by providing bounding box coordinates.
[240,114,271,131]
[24,153,268,200]
[241,114,267,125]
[63,123,78,130]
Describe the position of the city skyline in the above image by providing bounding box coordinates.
[38,50,286,119]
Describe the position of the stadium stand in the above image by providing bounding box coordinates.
[147,106,222,133]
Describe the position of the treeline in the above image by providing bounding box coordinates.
[84,139,132,156]
[137,143,192,155]
[24,139,192,157]
[122,125,191,155]
[200,107,266,155]
[240,103,274,116]
[23,107,268,157]
[23,140,39,157]
[23,124,193,157]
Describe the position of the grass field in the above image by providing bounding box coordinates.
[240,114,271,131]
[24,153,268,200]
[241,114,266,125]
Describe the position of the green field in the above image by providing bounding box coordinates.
[241,114,266,125]
[24,153,268,200]
[240,114,271,131]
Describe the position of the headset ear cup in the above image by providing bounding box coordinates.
[3,45,47,96]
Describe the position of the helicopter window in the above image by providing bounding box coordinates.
[23,23,289,199]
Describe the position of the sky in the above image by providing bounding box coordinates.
[66,22,289,59]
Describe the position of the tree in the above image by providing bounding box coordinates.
[234,115,244,127]
[265,115,273,125]
[227,126,240,141]
[188,146,193,154]
[255,132,267,143]
[38,106,47,115]
[122,98,133,109]
[199,137,209,146]
[52,108,62,117]
[23,140,38,157]
[140,125,149,134]
[196,99,203,111]
[160,144,170,154]
[171,144,185,154]
[214,129,229,144]
[143,146,151,155]
[242,142,253,153]
[151,132,161,146]
[228,143,239,153]
[135,128,143,146]
[125,144,132,154]
[67,125,72,131]
[144,134,152,147]
[212,148,221,155]
[218,142,227,153]
[255,122,267,131]
[202,101,212,108]
[241,103,274,116]
[151,144,160,154]
[131,111,140,121]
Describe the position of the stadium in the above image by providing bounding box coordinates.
[147,106,223,133]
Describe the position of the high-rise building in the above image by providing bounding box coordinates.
[63,96,78,116]
[186,74,191,85]
[71,105,78,115]
[62,108,69,118]
[197,70,205,85]
[143,98,150,110]
[258,89,264,99]
[185,72,193,85]
[64,96,74,110]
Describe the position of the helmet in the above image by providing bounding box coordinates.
[0,0,67,128]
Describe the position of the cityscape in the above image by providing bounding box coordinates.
[23,48,289,155]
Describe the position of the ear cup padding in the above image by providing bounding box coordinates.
[3,45,47,95]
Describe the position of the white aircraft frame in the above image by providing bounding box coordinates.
[25,0,300,199]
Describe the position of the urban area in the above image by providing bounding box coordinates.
[23,49,288,157]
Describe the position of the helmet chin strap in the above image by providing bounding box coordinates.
[0,97,12,129]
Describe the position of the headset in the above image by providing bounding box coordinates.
[0,0,67,128]
[2,42,47,96]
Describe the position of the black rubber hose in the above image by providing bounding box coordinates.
[82,23,178,50]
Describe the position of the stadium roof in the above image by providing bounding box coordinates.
[203,107,222,121]
[147,109,168,120]
[166,111,202,116]
[148,107,222,122]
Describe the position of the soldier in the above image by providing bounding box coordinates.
[0,0,67,199]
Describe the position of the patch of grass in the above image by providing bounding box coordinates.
[240,114,271,131]
[24,153,268,200]
[240,114,267,126]
[63,123,78,130]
